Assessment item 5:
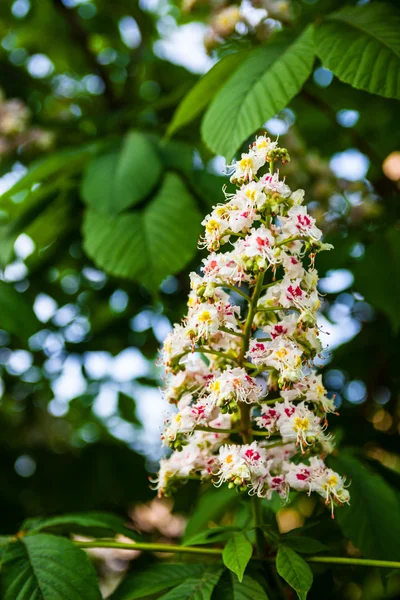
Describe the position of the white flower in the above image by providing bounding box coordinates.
[254,404,279,434]
[280,372,336,414]
[290,189,305,205]
[263,313,298,340]
[189,272,230,303]
[247,334,305,383]
[281,252,306,279]
[277,401,323,452]
[284,457,349,515]
[157,133,348,512]
[186,303,221,340]
[238,180,266,210]
[264,338,304,383]
[260,172,292,199]
[161,324,191,369]
[240,224,279,267]
[201,193,256,250]
[253,135,278,158]
[164,355,213,404]
[202,250,250,285]
[281,205,322,241]
[207,367,262,408]
[162,396,216,445]
[264,443,297,470]
[216,442,270,496]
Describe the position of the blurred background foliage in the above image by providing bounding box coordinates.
[0,0,399,597]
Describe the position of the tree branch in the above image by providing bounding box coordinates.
[51,0,118,108]
[74,540,400,569]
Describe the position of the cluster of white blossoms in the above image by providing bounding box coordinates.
[156,134,350,516]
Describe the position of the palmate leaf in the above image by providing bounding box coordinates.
[110,563,208,600]
[328,453,400,561]
[1,534,101,600]
[158,567,223,600]
[167,51,249,138]
[213,571,270,600]
[315,2,400,99]
[83,172,201,290]
[0,145,97,204]
[276,545,313,600]
[21,511,140,540]
[352,227,400,332]
[0,281,39,340]
[222,533,253,582]
[81,130,163,214]
[201,27,315,161]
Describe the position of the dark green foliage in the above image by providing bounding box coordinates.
[0,0,399,598]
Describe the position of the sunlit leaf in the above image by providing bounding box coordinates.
[81,131,162,214]
[83,172,201,290]
[167,52,249,138]
[201,27,315,160]
[315,2,400,99]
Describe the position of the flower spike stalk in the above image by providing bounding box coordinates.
[156,134,350,516]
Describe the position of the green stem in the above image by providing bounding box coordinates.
[225,229,246,238]
[276,235,301,247]
[248,365,271,377]
[255,306,287,313]
[260,398,284,405]
[73,541,400,569]
[218,327,246,339]
[238,274,266,557]
[75,541,222,556]
[194,426,238,435]
[196,347,240,365]
[261,279,282,291]
[256,306,299,315]
[215,283,251,302]
[240,275,265,364]
[306,557,400,569]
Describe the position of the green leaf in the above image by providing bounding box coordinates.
[0,282,39,340]
[352,227,400,332]
[118,392,141,425]
[159,568,223,600]
[276,545,313,600]
[201,27,315,160]
[21,511,139,540]
[184,525,241,546]
[184,485,238,542]
[223,533,253,582]
[328,453,400,561]
[1,534,101,600]
[280,536,329,554]
[213,571,269,600]
[81,131,162,214]
[0,536,11,547]
[82,172,201,290]
[0,146,96,202]
[167,52,249,138]
[315,3,400,99]
[110,563,208,600]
